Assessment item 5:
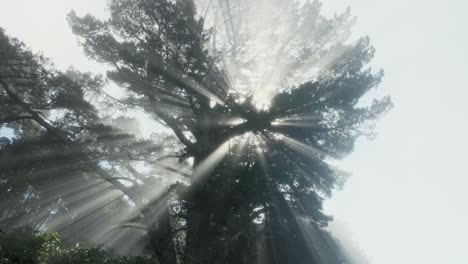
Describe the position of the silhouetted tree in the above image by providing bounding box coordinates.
[0,0,391,263]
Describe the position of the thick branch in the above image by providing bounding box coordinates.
[150,100,196,151]
[0,115,34,124]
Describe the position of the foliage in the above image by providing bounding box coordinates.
[0,228,151,264]
[0,227,60,264]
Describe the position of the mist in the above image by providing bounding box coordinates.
[1,0,467,263]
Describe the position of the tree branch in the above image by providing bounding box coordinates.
[0,77,137,201]
[127,154,191,179]
[150,99,196,151]
[0,115,34,124]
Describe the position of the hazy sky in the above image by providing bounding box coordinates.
[1,0,467,263]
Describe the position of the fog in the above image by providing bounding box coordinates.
[1,0,467,263]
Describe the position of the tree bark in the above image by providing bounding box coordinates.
[185,205,212,264]
[149,203,177,264]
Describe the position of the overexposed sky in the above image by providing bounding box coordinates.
[323,0,468,263]
[0,0,108,71]
[1,0,467,263]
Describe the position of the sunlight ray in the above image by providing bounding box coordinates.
[275,113,323,122]
[46,189,123,231]
[276,134,327,159]
[32,180,108,208]
[215,117,247,127]
[148,58,226,106]
[283,201,323,261]
[271,120,323,128]
[192,140,231,181]
[195,0,357,109]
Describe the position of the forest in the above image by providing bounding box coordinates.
[0,0,391,263]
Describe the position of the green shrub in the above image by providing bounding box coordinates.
[47,246,151,264]
[0,228,151,264]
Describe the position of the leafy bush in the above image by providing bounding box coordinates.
[47,246,151,264]
[0,228,151,264]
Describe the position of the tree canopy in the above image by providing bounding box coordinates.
[0,0,391,263]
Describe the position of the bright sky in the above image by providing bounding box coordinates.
[1,0,467,263]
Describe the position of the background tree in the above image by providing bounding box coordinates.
[0,0,391,263]
[0,27,166,254]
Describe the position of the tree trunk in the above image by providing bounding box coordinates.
[148,199,177,264]
[184,201,213,264]
[183,163,228,263]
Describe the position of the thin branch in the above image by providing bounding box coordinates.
[203,0,215,19]
[127,153,191,179]
[110,177,139,186]
[153,163,192,179]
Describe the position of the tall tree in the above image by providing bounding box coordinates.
[0,0,391,263]
[68,0,391,262]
